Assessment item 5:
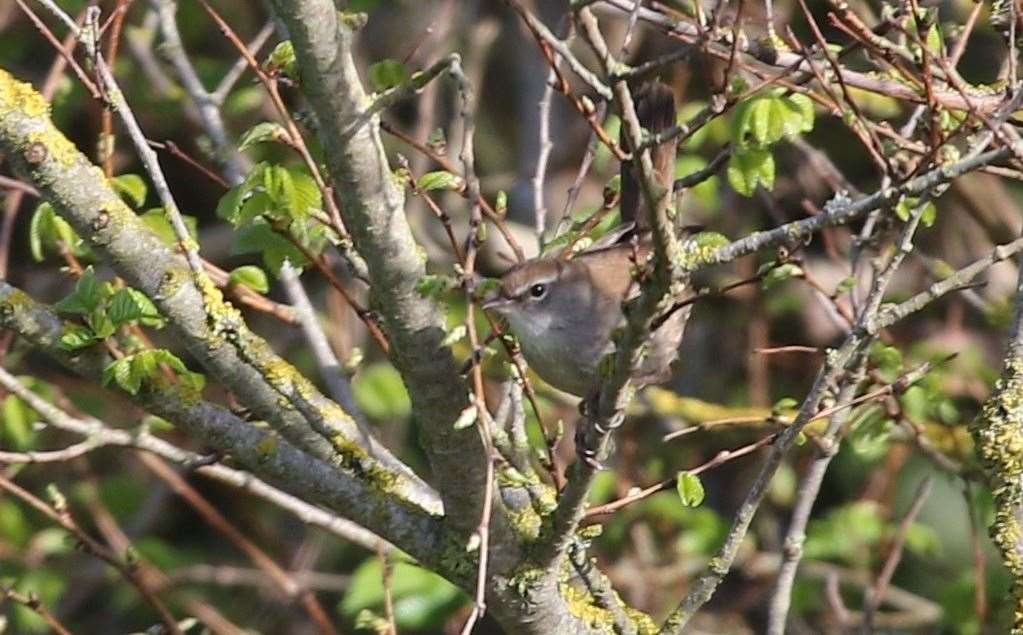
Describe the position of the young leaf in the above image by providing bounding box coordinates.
[726,148,774,197]
[111,174,148,207]
[761,263,803,289]
[29,202,81,261]
[216,183,248,224]
[417,170,463,192]
[264,40,296,76]
[108,287,164,328]
[228,265,270,293]
[238,122,287,152]
[369,58,409,91]
[54,267,108,315]
[139,209,198,246]
[58,324,96,351]
[102,350,205,396]
[676,471,706,507]
[772,397,800,415]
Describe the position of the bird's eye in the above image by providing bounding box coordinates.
[529,283,548,299]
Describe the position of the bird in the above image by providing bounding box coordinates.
[483,81,689,398]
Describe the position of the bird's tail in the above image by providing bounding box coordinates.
[620,81,678,232]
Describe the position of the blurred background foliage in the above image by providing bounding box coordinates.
[0,0,1021,632]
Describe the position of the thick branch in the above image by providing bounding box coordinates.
[266,0,491,537]
[970,255,1023,631]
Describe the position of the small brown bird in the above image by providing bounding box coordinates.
[484,82,688,397]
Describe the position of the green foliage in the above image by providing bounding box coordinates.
[238,122,288,152]
[54,267,109,315]
[804,501,885,565]
[110,173,148,208]
[677,101,730,150]
[894,196,938,227]
[0,376,52,452]
[108,287,165,328]
[10,569,66,633]
[869,342,904,382]
[53,267,165,351]
[846,406,895,460]
[29,202,87,262]
[227,265,270,293]
[353,363,412,421]
[138,208,198,246]
[217,163,329,275]
[368,58,409,91]
[102,349,205,396]
[340,557,466,631]
[416,170,463,192]
[676,471,705,507]
[761,263,803,289]
[415,273,459,298]
[728,91,814,196]
[727,147,775,197]
[804,500,940,567]
[675,154,720,209]
[264,40,297,77]
[772,396,799,414]
[541,209,622,257]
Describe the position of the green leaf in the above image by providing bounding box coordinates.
[772,397,799,415]
[920,201,937,227]
[102,350,204,396]
[786,93,815,132]
[804,501,885,563]
[675,154,719,209]
[2,394,36,450]
[761,263,803,289]
[216,184,247,224]
[29,202,81,261]
[341,558,465,630]
[494,190,508,215]
[415,274,458,298]
[847,408,894,460]
[731,92,814,149]
[836,276,856,295]
[87,305,116,339]
[58,324,96,351]
[111,173,147,207]
[139,208,198,245]
[282,166,322,218]
[238,122,287,152]
[232,222,308,275]
[869,342,903,380]
[228,265,269,293]
[108,287,164,328]
[369,58,409,91]
[54,267,108,315]
[417,170,463,192]
[353,363,412,420]
[676,471,706,507]
[264,40,296,76]
[726,147,774,196]
[894,197,938,227]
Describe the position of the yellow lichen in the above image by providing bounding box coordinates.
[0,69,51,119]
[558,576,655,635]
[24,129,82,168]
[970,355,1023,632]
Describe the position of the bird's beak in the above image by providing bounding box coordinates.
[481,293,513,313]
